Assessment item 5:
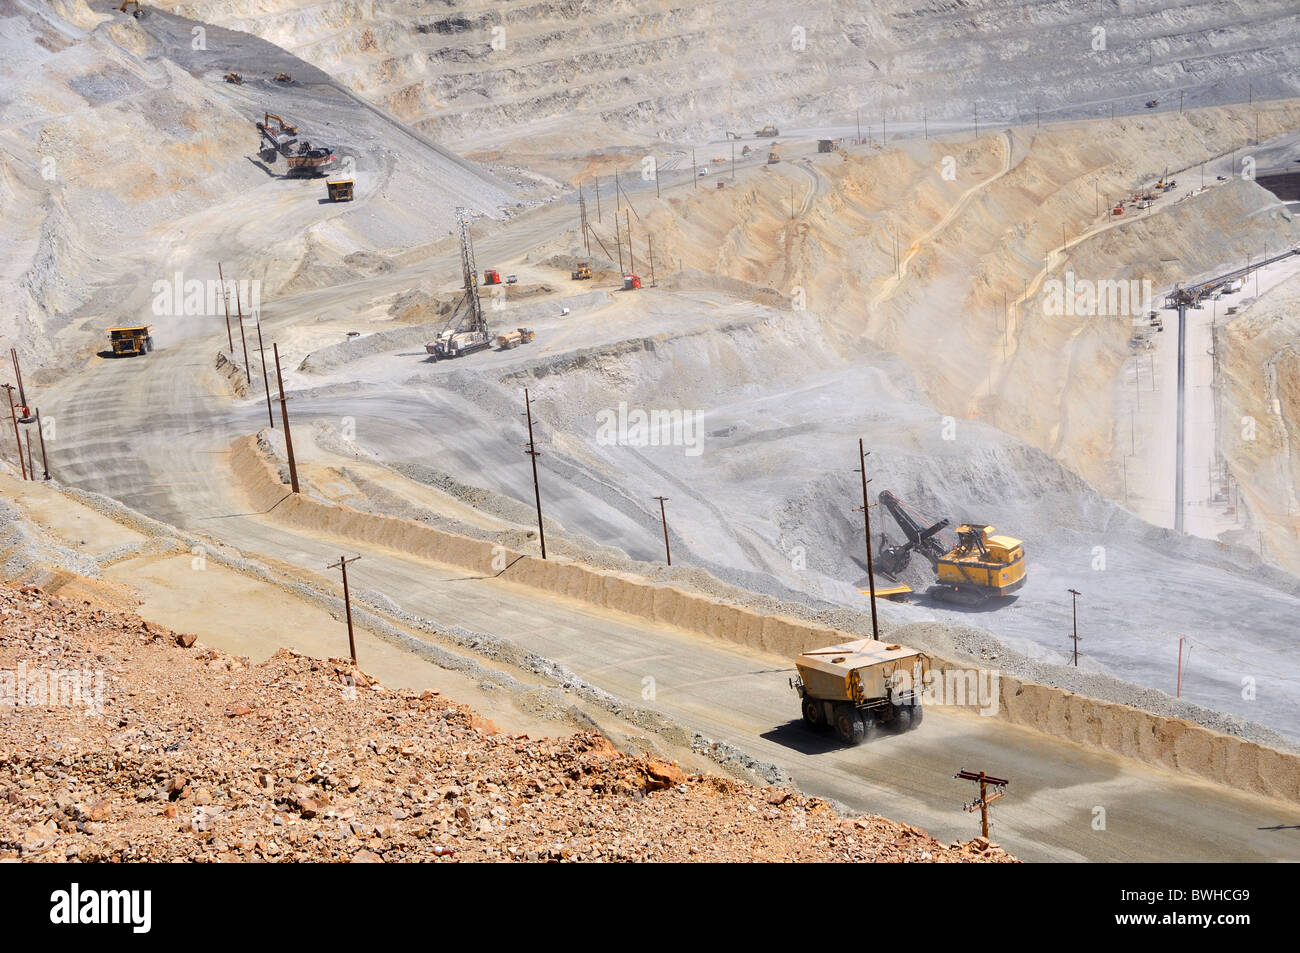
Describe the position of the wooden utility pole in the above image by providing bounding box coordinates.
[1177,636,1190,698]
[235,284,252,384]
[626,209,634,274]
[854,438,880,641]
[653,495,671,565]
[272,343,300,494]
[956,769,1007,839]
[34,409,49,480]
[255,312,274,429]
[648,234,657,287]
[326,555,362,664]
[1067,588,1082,665]
[523,388,546,559]
[218,262,234,354]
[2,385,26,480]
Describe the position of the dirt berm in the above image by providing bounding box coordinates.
[231,435,1300,805]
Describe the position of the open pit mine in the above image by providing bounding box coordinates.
[2,0,1300,904]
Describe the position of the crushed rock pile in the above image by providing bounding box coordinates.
[0,583,1013,863]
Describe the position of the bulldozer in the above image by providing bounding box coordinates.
[875,491,1027,606]
[571,262,592,280]
[108,325,153,357]
[755,124,780,137]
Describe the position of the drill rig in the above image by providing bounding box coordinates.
[426,208,492,360]
[876,491,1027,607]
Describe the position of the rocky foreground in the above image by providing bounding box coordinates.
[0,584,1013,862]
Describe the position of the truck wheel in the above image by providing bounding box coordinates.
[909,703,924,729]
[801,697,824,729]
[834,704,866,745]
[887,703,913,731]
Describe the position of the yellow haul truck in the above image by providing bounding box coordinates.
[792,639,929,744]
[108,325,153,356]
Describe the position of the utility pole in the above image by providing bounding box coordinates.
[9,349,33,423]
[217,262,234,354]
[1176,636,1190,698]
[326,555,361,664]
[692,147,697,189]
[523,388,546,559]
[255,312,274,429]
[1067,588,1082,665]
[854,438,880,641]
[973,101,979,140]
[2,384,26,480]
[235,284,252,384]
[626,209,634,274]
[1174,294,1188,532]
[648,233,657,287]
[615,216,625,274]
[25,429,34,482]
[272,342,300,494]
[34,409,48,480]
[653,495,671,565]
[578,185,591,254]
[594,177,601,222]
[955,769,1007,840]
[615,171,620,213]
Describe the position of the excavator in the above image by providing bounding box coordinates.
[255,113,336,177]
[875,491,1027,606]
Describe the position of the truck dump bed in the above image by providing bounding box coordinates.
[795,639,929,703]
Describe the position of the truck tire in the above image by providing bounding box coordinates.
[887,703,913,731]
[834,704,866,745]
[802,697,824,729]
[909,703,924,728]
